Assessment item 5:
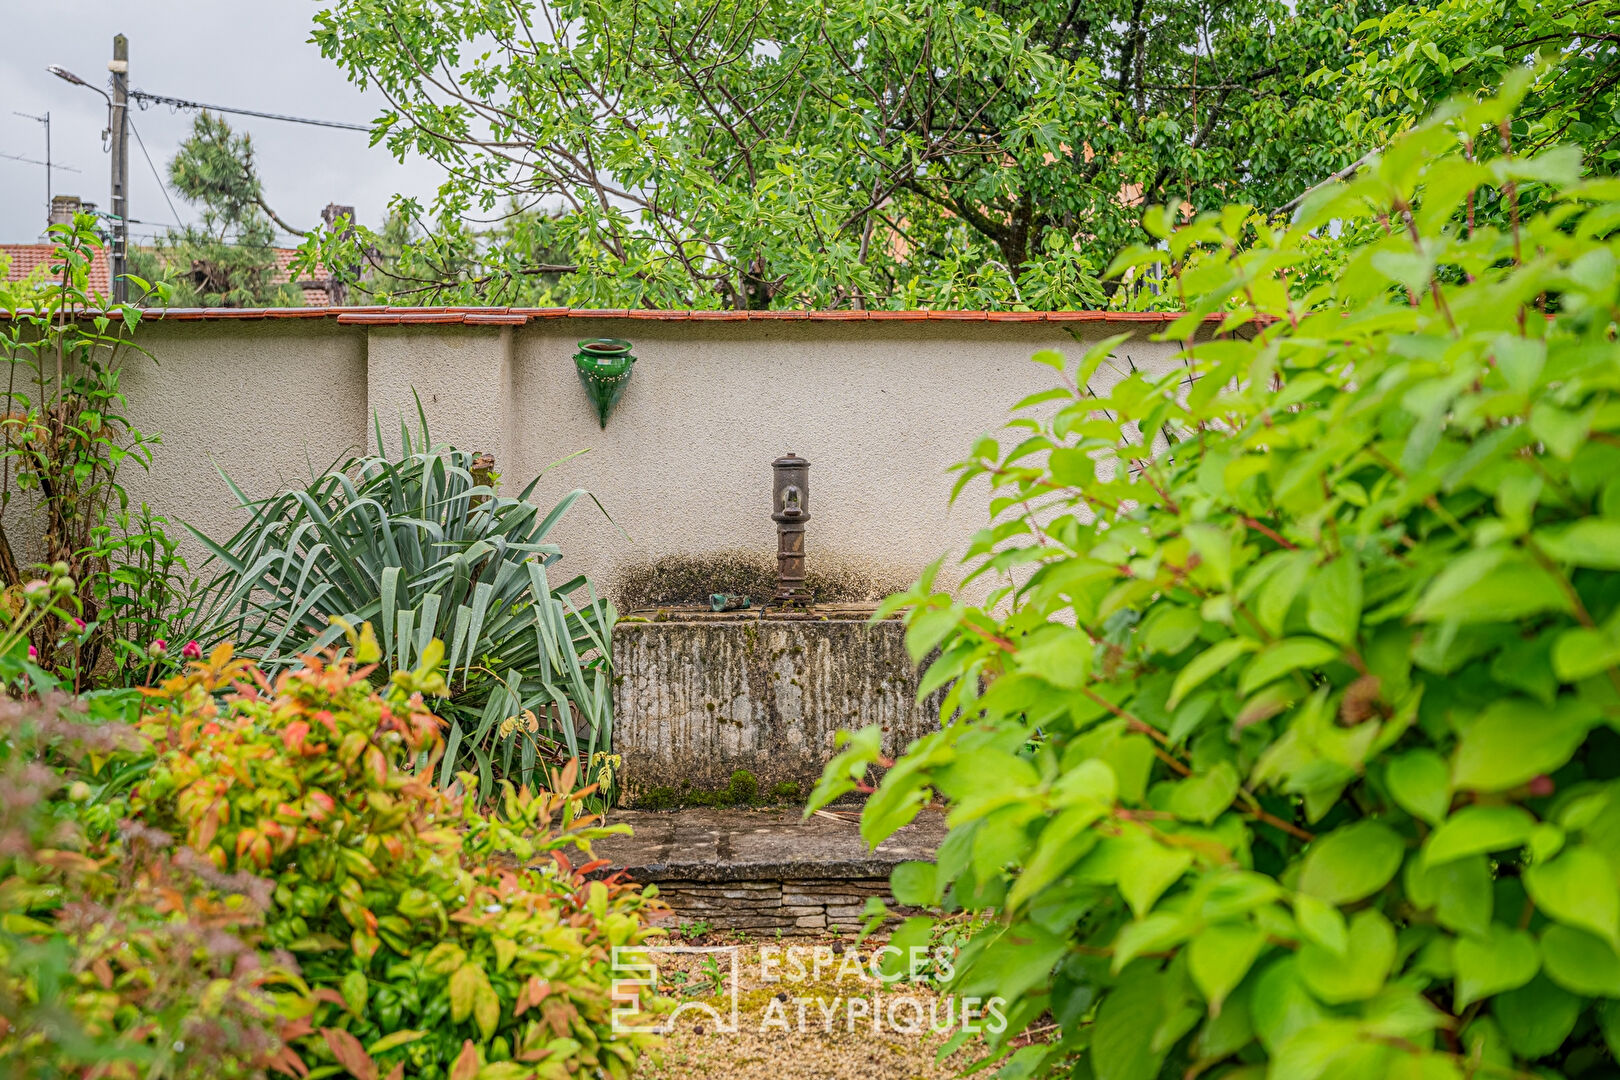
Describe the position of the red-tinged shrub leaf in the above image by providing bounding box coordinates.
[282,720,310,754]
[267,1045,310,1078]
[449,1039,479,1080]
[320,1027,376,1080]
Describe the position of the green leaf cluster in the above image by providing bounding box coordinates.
[303,0,1378,310]
[188,406,616,798]
[819,77,1620,1079]
[0,215,179,686]
[128,643,662,1080]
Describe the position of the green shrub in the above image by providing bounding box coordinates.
[816,76,1620,1078]
[632,786,680,811]
[0,684,280,1079]
[188,410,616,798]
[0,217,184,689]
[130,638,663,1080]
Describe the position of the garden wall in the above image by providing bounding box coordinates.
[33,309,1191,602]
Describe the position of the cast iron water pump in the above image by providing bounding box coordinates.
[772,452,810,604]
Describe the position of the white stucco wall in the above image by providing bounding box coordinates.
[502,319,1179,597]
[117,322,371,551]
[11,313,1186,604]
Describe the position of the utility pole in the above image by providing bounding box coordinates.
[108,34,129,303]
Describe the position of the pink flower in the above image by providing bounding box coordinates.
[26,645,37,661]
[72,617,85,629]
[148,639,167,657]
[181,640,202,661]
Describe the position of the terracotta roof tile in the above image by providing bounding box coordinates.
[4,303,1216,326]
[2,244,112,296]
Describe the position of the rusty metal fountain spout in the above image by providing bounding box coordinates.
[771,452,811,604]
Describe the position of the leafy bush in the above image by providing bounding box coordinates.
[89,502,201,685]
[130,636,662,1080]
[0,216,183,687]
[0,680,282,1079]
[190,412,615,797]
[817,77,1620,1079]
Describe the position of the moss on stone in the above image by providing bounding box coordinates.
[725,768,760,805]
[628,768,806,809]
[612,549,909,611]
[634,785,681,811]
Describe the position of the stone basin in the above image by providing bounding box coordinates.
[611,606,941,799]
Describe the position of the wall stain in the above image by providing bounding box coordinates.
[613,617,943,795]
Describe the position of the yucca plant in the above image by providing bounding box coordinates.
[186,408,615,798]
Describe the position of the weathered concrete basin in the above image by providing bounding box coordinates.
[611,607,940,797]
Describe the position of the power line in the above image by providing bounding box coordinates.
[130,89,371,132]
[127,114,184,229]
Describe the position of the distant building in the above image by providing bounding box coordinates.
[272,247,337,306]
[1,241,112,294]
[3,241,334,306]
[7,192,345,306]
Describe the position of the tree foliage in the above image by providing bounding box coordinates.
[1333,0,1620,170]
[302,0,1379,309]
[814,75,1620,1078]
[133,113,302,309]
[319,204,574,307]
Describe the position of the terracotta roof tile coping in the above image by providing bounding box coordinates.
[4,306,1212,327]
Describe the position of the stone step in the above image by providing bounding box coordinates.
[595,807,946,935]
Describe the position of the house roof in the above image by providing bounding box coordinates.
[270,248,332,306]
[2,243,322,304]
[1,244,112,295]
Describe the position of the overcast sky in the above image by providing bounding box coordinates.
[0,1,444,246]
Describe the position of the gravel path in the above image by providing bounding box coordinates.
[637,934,981,1080]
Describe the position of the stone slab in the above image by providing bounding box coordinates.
[596,807,946,884]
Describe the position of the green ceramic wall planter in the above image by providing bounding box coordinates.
[574,338,636,429]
